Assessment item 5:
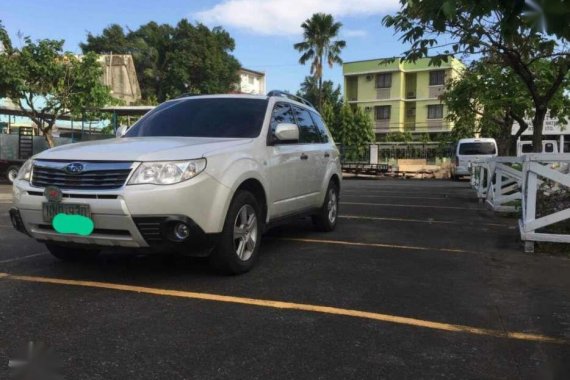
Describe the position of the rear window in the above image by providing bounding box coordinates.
[458,142,496,155]
[125,98,268,138]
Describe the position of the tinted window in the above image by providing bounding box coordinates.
[522,143,533,153]
[544,143,554,153]
[310,111,329,143]
[292,106,321,144]
[125,98,268,138]
[269,102,295,136]
[458,142,496,155]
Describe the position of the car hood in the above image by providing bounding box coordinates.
[34,137,251,162]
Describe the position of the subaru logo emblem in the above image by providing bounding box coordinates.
[65,162,84,174]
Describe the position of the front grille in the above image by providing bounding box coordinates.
[31,161,133,190]
[133,217,166,244]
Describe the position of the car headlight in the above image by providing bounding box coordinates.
[128,159,206,185]
[16,159,33,182]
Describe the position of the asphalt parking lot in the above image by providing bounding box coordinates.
[1,179,570,379]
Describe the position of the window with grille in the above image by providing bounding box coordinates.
[375,106,391,120]
[429,70,445,86]
[427,104,444,119]
[375,73,392,88]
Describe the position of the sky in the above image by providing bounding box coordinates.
[0,0,409,93]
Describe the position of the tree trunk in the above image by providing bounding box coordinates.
[532,107,547,153]
[318,72,323,110]
[44,130,55,148]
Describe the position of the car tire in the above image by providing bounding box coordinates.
[312,181,339,232]
[45,243,100,262]
[209,190,262,275]
[6,165,20,183]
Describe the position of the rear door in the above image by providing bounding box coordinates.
[309,111,332,195]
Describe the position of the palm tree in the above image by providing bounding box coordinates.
[294,13,346,109]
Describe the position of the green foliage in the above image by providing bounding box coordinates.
[443,58,570,155]
[331,104,375,160]
[0,32,112,147]
[81,20,241,102]
[382,0,570,151]
[296,76,342,113]
[294,13,346,108]
[384,132,413,143]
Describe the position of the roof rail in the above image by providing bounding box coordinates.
[267,90,315,109]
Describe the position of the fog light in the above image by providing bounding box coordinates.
[173,223,190,241]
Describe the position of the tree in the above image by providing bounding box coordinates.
[331,104,375,160]
[81,20,241,102]
[0,35,112,147]
[383,0,570,152]
[294,13,346,109]
[296,76,342,113]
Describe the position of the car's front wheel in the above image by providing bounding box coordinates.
[209,190,262,275]
[46,243,100,262]
[312,181,339,232]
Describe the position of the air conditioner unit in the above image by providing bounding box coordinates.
[365,75,374,81]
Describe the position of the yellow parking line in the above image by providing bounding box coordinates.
[340,215,512,228]
[342,202,477,210]
[280,237,474,254]
[0,272,565,345]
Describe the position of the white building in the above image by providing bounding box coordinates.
[237,68,266,95]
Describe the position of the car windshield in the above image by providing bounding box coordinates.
[458,142,496,155]
[125,98,268,138]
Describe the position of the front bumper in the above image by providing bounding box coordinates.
[11,173,230,252]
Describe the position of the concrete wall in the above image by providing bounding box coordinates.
[98,55,142,105]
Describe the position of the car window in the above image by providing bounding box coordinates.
[458,142,496,155]
[544,142,554,153]
[309,111,329,143]
[125,98,268,138]
[292,106,321,144]
[522,143,533,153]
[269,102,296,137]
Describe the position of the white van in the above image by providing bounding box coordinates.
[516,140,559,156]
[451,138,498,180]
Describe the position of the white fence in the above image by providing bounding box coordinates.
[471,154,570,252]
[519,154,570,252]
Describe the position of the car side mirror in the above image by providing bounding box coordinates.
[116,125,128,137]
[274,123,299,143]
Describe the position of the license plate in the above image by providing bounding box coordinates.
[42,203,91,223]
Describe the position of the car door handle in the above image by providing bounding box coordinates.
[300,153,308,160]
[324,152,330,158]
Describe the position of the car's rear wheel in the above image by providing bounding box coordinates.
[6,165,19,183]
[209,190,262,275]
[312,181,339,232]
[46,243,100,262]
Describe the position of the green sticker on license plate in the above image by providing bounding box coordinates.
[52,213,94,236]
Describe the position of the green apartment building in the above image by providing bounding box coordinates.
[343,57,464,139]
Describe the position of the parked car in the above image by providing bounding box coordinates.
[450,138,498,180]
[10,92,342,274]
[0,160,22,183]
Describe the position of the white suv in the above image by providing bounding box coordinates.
[10,93,342,274]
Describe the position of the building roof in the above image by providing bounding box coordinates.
[239,67,265,77]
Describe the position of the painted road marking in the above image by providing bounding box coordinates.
[340,215,513,228]
[343,194,460,201]
[342,202,478,210]
[279,237,475,254]
[0,272,565,345]
[0,252,48,265]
